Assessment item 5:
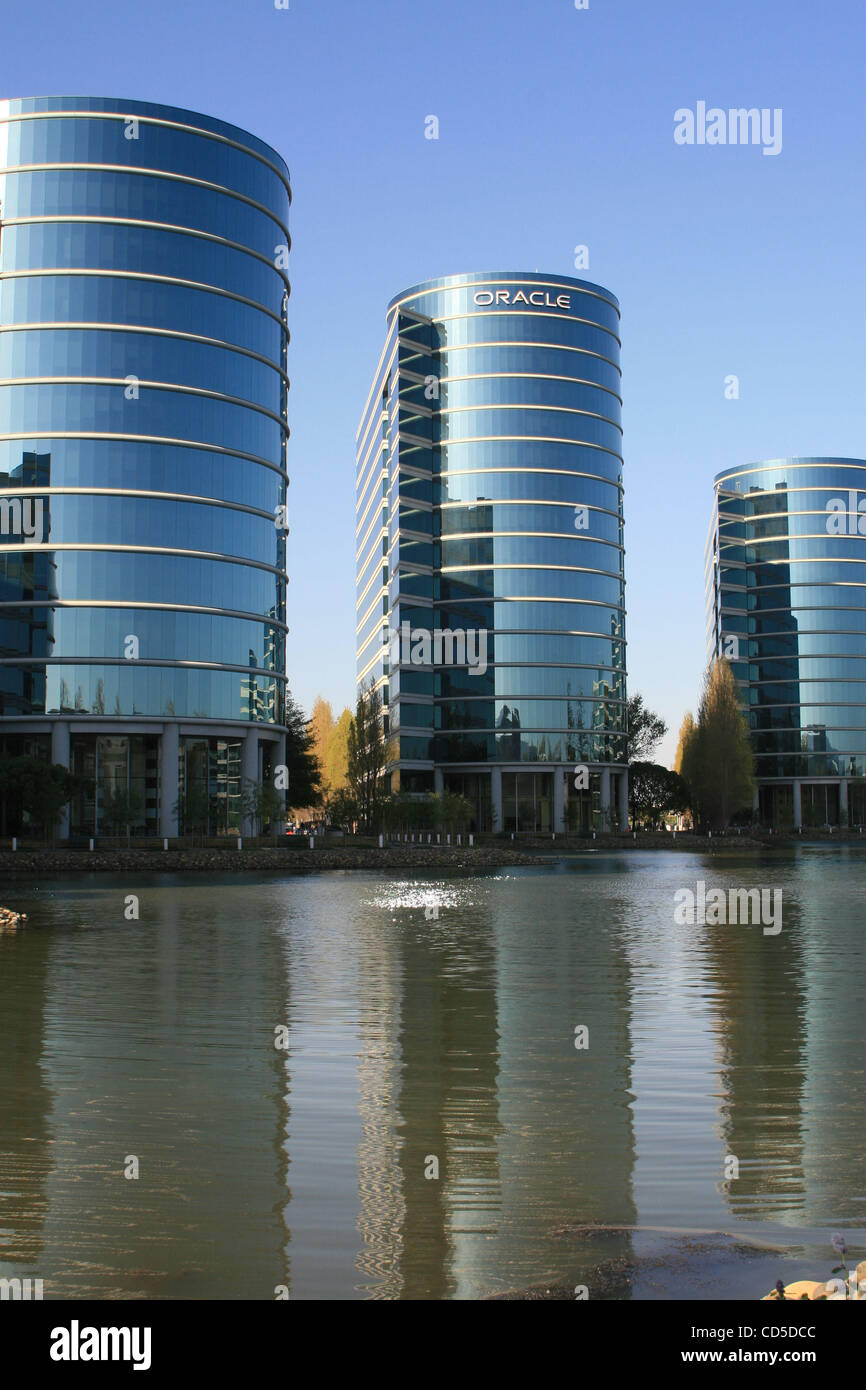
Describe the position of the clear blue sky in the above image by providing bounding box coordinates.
[3,0,864,763]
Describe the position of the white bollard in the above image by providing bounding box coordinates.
[457,834,461,846]
[378,834,384,848]
[469,833,473,846]
[163,837,168,851]
[89,838,94,852]
[11,837,17,852]
[447,833,451,845]
[437,833,440,844]
[237,836,242,850]
[309,835,315,849]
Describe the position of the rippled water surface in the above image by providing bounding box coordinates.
[1,849,863,1299]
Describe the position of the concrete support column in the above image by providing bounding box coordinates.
[617,768,629,831]
[434,768,444,794]
[840,778,848,819]
[51,719,71,840]
[600,766,612,830]
[553,765,565,834]
[159,722,179,838]
[792,779,802,831]
[276,732,287,826]
[490,765,503,833]
[242,728,260,835]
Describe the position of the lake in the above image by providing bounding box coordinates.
[1,848,863,1300]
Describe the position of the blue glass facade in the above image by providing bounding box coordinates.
[0,97,290,836]
[707,458,866,827]
[356,272,628,831]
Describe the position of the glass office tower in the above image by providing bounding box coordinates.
[0,96,290,837]
[356,271,627,833]
[707,458,866,828]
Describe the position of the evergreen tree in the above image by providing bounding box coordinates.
[678,660,755,829]
[626,692,667,763]
[284,693,323,811]
[347,682,386,830]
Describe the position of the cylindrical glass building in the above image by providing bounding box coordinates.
[355,271,627,832]
[707,457,866,828]
[0,96,290,837]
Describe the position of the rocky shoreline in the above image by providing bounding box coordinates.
[0,845,540,876]
[0,830,863,877]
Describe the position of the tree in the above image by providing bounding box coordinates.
[347,681,386,830]
[284,693,323,811]
[678,660,755,830]
[310,696,335,794]
[241,778,285,841]
[0,757,92,842]
[175,783,213,843]
[325,786,358,830]
[626,693,667,763]
[325,707,353,792]
[101,782,145,846]
[629,761,690,829]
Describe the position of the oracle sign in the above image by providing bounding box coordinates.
[473,288,571,309]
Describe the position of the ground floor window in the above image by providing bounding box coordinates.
[69,734,159,839]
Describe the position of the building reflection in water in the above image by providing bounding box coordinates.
[351,871,637,1299]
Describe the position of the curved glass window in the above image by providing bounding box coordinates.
[437,407,621,452]
[435,600,624,633]
[435,666,625,699]
[435,313,618,360]
[441,504,621,544]
[441,535,621,572]
[2,116,289,213]
[438,568,624,605]
[1,495,282,563]
[430,731,627,764]
[436,698,625,731]
[437,376,621,423]
[0,549,284,614]
[3,170,286,261]
[0,606,283,668]
[438,441,623,481]
[0,329,284,411]
[440,346,621,394]
[0,384,285,458]
[0,276,283,360]
[8,664,285,720]
[1,223,286,311]
[0,440,285,508]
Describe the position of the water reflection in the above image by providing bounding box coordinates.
[0,852,863,1300]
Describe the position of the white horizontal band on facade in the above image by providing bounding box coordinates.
[0,430,286,471]
[0,597,288,629]
[0,320,289,382]
[2,216,291,292]
[1,161,290,240]
[0,378,288,427]
[391,308,621,350]
[0,486,281,521]
[0,267,286,327]
[0,107,291,192]
[2,656,287,678]
[0,540,286,576]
